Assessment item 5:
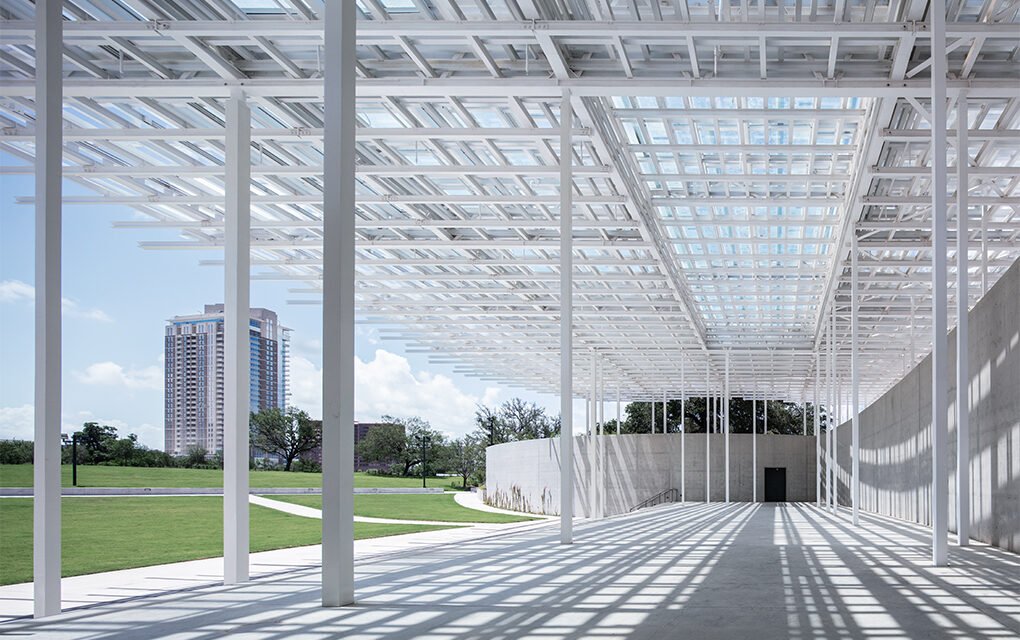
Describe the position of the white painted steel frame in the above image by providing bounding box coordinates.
[223,92,251,585]
[559,89,573,545]
[956,97,971,547]
[752,398,757,503]
[851,234,860,527]
[32,0,61,619]
[930,0,950,568]
[13,4,1020,611]
[321,0,356,607]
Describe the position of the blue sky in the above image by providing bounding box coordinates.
[0,172,595,449]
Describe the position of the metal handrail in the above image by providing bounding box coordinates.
[629,488,680,512]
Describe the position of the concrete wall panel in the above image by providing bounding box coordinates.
[824,259,1019,552]
[486,433,816,517]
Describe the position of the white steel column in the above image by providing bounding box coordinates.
[829,310,836,514]
[815,353,821,507]
[223,92,251,585]
[33,0,62,618]
[752,398,757,502]
[589,352,596,518]
[598,358,604,519]
[616,386,621,431]
[662,390,667,435]
[956,96,970,546]
[930,0,950,567]
[980,207,988,295]
[680,358,685,504]
[705,360,710,502]
[851,234,860,526]
[321,0,356,606]
[724,351,730,503]
[558,90,574,544]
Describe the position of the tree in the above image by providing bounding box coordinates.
[354,416,445,477]
[471,398,559,446]
[76,422,118,463]
[250,407,321,472]
[474,405,501,446]
[182,444,209,468]
[615,397,827,435]
[355,421,409,473]
[448,435,483,488]
[0,439,33,464]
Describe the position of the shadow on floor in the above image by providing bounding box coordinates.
[5,502,1018,639]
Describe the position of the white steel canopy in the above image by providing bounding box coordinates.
[1,0,1018,405]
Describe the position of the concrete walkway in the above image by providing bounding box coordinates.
[4,503,1017,639]
[453,489,555,518]
[0,516,554,623]
[249,494,533,527]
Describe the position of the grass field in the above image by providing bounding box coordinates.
[0,464,465,489]
[0,497,455,585]
[270,493,537,524]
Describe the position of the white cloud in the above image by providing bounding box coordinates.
[0,280,34,303]
[289,355,323,416]
[287,349,502,436]
[0,404,34,440]
[355,349,499,436]
[62,298,113,322]
[0,279,113,322]
[0,406,162,449]
[75,361,162,390]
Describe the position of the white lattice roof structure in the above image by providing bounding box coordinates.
[1,0,1018,404]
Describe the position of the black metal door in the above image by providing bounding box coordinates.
[764,467,787,502]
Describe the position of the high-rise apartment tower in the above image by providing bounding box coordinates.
[164,304,290,455]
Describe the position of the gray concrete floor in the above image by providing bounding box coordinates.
[4,503,1018,639]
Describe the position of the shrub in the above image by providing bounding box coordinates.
[0,439,33,465]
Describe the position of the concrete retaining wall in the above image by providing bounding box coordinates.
[824,258,1019,553]
[485,432,816,517]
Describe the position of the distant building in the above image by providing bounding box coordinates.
[300,421,400,472]
[164,304,291,456]
[355,422,392,472]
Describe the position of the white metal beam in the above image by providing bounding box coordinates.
[223,92,251,586]
[33,0,62,619]
[321,0,356,607]
[956,96,970,547]
[930,0,950,568]
[559,89,574,544]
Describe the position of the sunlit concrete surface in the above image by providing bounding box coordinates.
[0,518,553,623]
[4,503,1017,639]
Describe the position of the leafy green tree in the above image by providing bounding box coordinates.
[355,420,409,474]
[355,416,445,477]
[0,440,33,464]
[249,406,321,472]
[76,422,118,463]
[471,398,559,446]
[474,405,502,446]
[181,445,209,468]
[108,433,140,465]
[447,435,483,488]
[617,397,828,435]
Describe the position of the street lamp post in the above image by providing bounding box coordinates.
[419,434,432,489]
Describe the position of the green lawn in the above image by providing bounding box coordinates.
[0,464,464,489]
[270,493,537,524]
[0,497,455,585]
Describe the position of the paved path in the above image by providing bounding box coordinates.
[249,494,503,527]
[6,504,1019,639]
[0,517,555,623]
[453,490,555,518]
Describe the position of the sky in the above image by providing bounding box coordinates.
[0,171,602,448]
